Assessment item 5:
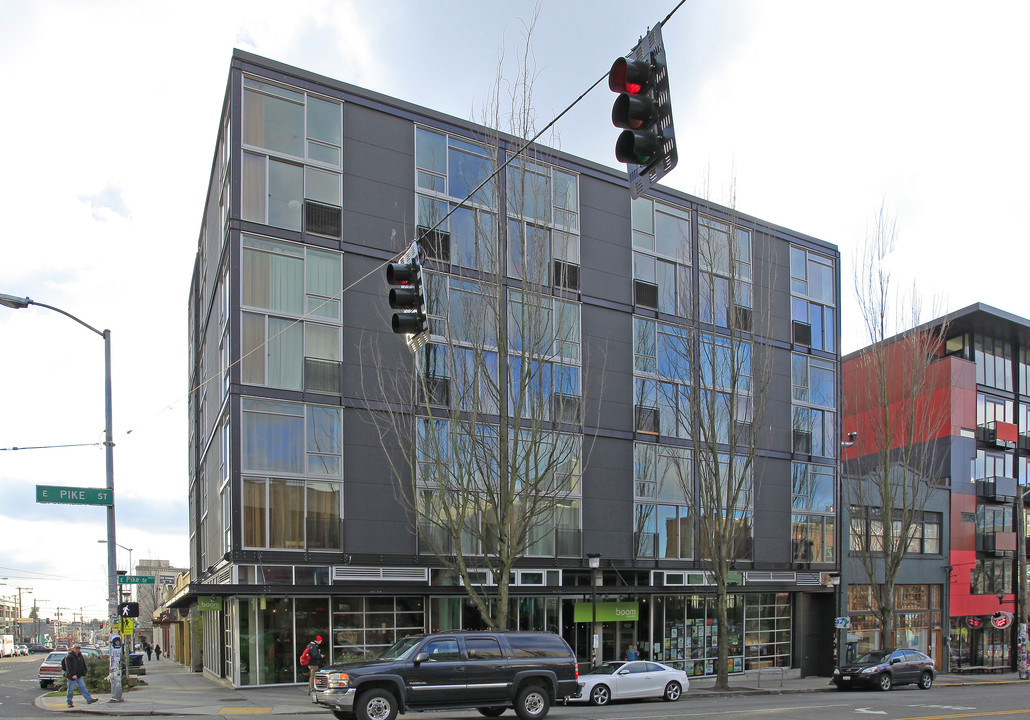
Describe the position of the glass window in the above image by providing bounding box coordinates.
[244,84,304,157]
[792,355,835,408]
[974,335,1013,390]
[242,398,342,477]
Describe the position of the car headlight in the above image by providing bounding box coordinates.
[326,672,351,689]
[860,666,880,674]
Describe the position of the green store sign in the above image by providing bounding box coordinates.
[574,601,639,623]
[197,596,222,612]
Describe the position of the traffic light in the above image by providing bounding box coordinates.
[386,260,426,335]
[117,602,140,618]
[609,22,677,198]
[991,611,1014,629]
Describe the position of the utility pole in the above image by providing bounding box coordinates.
[1018,488,1028,679]
[15,587,30,637]
[34,600,47,644]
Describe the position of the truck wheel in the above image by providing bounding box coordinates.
[477,707,506,717]
[515,685,550,720]
[356,689,398,720]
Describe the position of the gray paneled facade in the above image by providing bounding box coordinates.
[181,50,842,686]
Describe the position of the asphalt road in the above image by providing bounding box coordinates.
[0,654,50,717]
[2,656,1029,720]
[559,684,1030,720]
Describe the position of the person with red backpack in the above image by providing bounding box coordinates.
[301,635,323,692]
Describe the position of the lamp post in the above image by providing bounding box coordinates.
[587,553,601,668]
[0,293,122,701]
[98,541,133,575]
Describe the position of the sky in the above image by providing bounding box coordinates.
[0,0,1027,624]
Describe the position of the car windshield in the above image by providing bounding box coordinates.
[585,662,625,675]
[376,637,422,661]
[854,650,890,664]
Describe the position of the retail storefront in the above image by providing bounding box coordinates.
[200,589,795,687]
[846,584,944,665]
[949,616,1011,670]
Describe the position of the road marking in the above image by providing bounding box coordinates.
[856,709,887,715]
[894,711,1030,720]
[629,705,851,718]
[907,706,976,711]
[217,709,272,714]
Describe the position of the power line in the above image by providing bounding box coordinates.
[0,442,101,452]
[117,0,693,441]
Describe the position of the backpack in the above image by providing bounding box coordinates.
[299,646,311,666]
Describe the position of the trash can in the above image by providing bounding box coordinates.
[127,653,146,674]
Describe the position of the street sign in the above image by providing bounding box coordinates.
[835,617,852,629]
[118,576,156,585]
[35,485,113,506]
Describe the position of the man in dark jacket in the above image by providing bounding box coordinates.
[306,636,323,692]
[62,645,98,707]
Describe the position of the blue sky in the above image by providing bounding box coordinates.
[0,0,1027,619]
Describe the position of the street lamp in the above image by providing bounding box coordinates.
[587,553,601,668]
[98,540,133,576]
[0,293,121,701]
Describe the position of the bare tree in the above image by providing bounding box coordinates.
[690,188,773,689]
[633,179,772,689]
[843,203,949,649]
[366,12,587,630]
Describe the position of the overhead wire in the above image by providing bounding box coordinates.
[109,0,692,442]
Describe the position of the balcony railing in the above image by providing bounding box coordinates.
[978,420,1018,448]
[976,530,1016,556]
[976,476,1018,502]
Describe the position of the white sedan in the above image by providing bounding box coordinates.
[573,661,689,705]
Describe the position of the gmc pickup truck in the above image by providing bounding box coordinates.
[312,631,579,720]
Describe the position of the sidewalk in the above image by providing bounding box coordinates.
[35,659,1030,715]
[35,659,322,715]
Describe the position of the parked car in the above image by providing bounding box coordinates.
[833,648,936,691]
[16,644,29,656]
[572,661,688,705]
[313,631,579,720]
[38,651,67,688]
[27,644,53,654]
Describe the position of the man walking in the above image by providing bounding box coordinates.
[306,636,324,692]
[62,644,98,708]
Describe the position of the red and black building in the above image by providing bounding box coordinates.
[842,303,1030,672]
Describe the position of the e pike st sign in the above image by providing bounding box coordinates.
[35,485,113,506]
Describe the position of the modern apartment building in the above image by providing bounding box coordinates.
[841,304,1030,671]
[175,50,842,687]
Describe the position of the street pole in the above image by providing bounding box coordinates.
[0,295,121,700]
[587,553,601,668]
[1018,489,1028,679]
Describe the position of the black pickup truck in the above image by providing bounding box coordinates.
[312,631,579,720]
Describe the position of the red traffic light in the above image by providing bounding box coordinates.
[386,260,426,335]
[387,262,418,285]
[609,57,653,95]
